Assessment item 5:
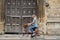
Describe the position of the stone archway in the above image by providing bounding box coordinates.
[0,0,5,34]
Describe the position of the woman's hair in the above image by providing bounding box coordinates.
[32,14,37,17]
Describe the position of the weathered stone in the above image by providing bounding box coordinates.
[46,0,60,34]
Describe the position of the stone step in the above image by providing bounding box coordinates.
[1,34,60,40]
[0,34,43,40]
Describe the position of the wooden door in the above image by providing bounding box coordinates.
[5,0,37,33]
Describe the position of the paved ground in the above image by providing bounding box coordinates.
[44,35,60,40]
[0,34,60,40]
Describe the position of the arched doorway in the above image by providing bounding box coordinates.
[0,0,45,34]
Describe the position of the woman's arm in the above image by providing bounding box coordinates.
[28,20,34,26]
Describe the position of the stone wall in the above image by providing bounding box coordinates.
[45,0,60,34]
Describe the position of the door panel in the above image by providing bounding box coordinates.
[32,8,37,15]
[16,8,21,16]
[22,8,27,15]
[6,8,11,15]
[11,8,16,15]
[11,17,21,25]
[27,0,32,7]
[27,8,32,15]
[22,0,27,7]
[6,16,11,24]
[12,25,21,33]
[11,0,16,8]
[16,0,21,8]
[5,25,12,32]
